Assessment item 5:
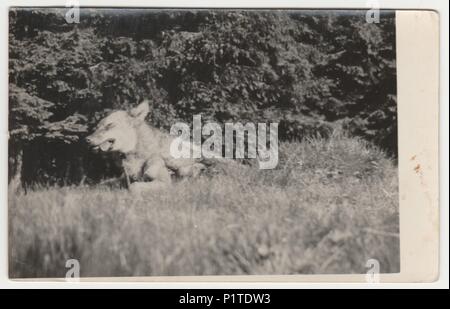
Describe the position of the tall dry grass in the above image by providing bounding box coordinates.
[9,133,399,278]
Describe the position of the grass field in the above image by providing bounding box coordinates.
[9,133,399,278]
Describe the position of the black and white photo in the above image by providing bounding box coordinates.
[8,8,400,278]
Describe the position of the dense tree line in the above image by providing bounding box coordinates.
[8,8,397,187]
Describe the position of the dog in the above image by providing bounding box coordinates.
[86,101,206,193]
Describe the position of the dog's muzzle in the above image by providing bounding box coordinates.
[86,136,115,152]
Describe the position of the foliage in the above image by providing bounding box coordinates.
[8,8,397,185]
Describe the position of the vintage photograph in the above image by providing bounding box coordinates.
[8,8,399,278]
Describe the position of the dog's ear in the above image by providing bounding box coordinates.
[130,100,150,121]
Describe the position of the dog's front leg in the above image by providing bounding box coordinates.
[129,157,171,194]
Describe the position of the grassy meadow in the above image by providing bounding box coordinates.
[9,133,399,278]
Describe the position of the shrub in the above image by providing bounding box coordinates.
[8,9,397,186]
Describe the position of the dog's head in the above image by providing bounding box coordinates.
[86,100,149,154]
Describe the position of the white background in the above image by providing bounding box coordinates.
[1,0,448,289]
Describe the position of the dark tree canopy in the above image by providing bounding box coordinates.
[8,8,397,186]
